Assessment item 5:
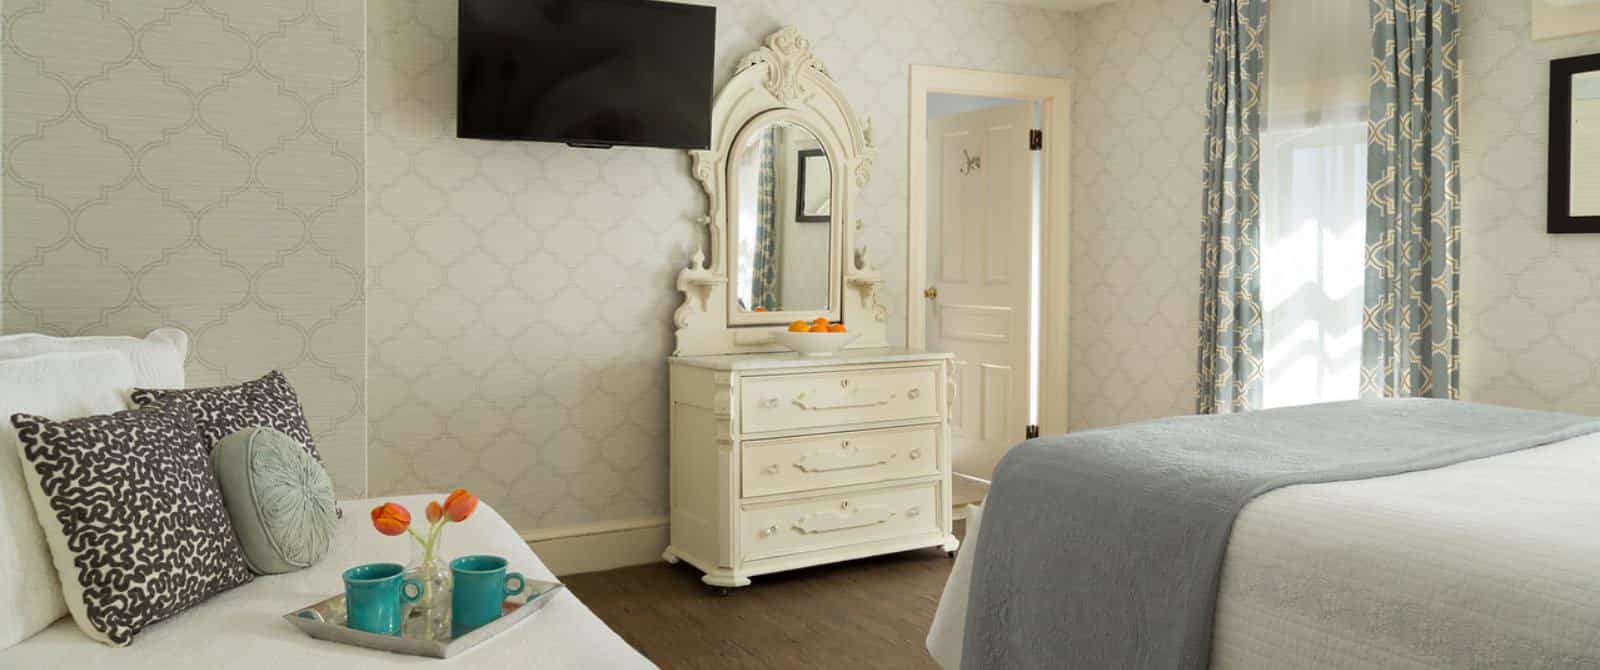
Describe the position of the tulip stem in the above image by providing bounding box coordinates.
[411,518,450,569]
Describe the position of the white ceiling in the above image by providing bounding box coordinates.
[990,0,1124,12]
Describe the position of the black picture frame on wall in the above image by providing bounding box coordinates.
[1549,52,1600,234]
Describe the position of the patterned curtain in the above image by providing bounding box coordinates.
[1197,0,1269,414]
[751,127,781,311]
[1362,0,1460,399]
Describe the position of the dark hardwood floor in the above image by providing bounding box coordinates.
[565,521,967,670]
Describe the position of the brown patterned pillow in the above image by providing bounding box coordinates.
[12,399,254,646]
[132,370,320,462]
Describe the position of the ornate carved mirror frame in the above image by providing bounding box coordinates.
[674,27,887,357]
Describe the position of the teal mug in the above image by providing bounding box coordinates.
[450,555,526,637]
[342,562,422,636]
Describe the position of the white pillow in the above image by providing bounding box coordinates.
[0,351,136,650]
[0,328,187,389]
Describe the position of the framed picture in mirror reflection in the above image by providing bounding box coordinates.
[795,148,831,223]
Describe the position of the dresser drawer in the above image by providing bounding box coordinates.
[739,365,940,434]
[739,482,940,562]
[742,424,940,497]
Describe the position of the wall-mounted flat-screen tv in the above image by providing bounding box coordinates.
[457,0,716,150]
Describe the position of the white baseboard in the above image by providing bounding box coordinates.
[521,516,669,577]
[954,472,991,485]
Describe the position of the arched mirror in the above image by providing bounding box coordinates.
[674,27,886,356]
[730,120,835,321]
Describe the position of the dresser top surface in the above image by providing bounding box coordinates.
[670,347,953,371]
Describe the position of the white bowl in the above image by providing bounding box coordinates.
[775,330,861,356]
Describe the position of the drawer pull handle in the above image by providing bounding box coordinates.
[795,445,895,472]
[760,397,779,409]
[908,506,922,518]
[793,504,895,534]
[908,388,921,400]
[760,525,777,538]
[909,448,922,460]
[791,394,896,412]
[840,379,849,388]
[763,464,780,475]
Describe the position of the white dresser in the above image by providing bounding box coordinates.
[660,28,957,589]
[664,349,958,588]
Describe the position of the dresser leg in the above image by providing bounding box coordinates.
[700,573,752,590]
[940,535,961,558]
[661,547,681,565]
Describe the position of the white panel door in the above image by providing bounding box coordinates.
[926,102,1033,480]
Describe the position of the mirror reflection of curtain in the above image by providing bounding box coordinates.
[751,126,781,310]
[1259,0,1368,409]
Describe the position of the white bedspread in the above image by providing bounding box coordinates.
[1,495,655,669]
[929,434,1600,669]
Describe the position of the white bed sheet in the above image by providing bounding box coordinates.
[929,434,1600,669]
[1,495,655,669]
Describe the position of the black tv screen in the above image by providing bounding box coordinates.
[458,0,716,149]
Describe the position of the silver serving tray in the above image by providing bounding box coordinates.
[284,580,564,659]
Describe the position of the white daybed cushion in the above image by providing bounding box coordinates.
[0,328,188,389]
[0,351,137,650]
[0,495,656,669]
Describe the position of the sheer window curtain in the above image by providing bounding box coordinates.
[1259,0,1370,408]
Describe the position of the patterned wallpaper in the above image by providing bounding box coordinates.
[365,0,1077,530]
[1066,0,1211,431]
[1459,0,1600,413]
[0,0,368,495]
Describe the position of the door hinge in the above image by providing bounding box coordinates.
[1025,424,1040,439]
[1028,129,1043,151]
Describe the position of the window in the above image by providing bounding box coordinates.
[1260,0,1369,409]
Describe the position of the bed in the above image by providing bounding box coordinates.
[0,494,655,669]
[928,401,1600,669]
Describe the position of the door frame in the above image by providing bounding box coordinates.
[907,65,1071,436]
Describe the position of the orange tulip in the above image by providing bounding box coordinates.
[426,500,444,524]
[370,502,411,536]
[442,488,478,523]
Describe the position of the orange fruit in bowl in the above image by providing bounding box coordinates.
[812,317,828,327]
[809,324,830,333]
[827,323,847,333]
[788,321,810,333]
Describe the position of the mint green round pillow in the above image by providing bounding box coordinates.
[212,427,337,574]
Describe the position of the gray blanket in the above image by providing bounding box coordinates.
[960,399,1600,670]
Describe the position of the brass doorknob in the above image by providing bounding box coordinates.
[924,287,938,299]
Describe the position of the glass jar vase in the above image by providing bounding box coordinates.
[405,536,452,640]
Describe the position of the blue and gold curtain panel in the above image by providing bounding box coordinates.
[1198,0,1268,414]
[1363,0,1460,399]
[752,127,781,311]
